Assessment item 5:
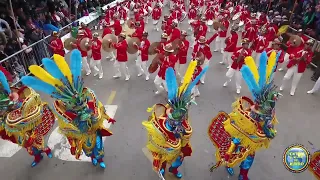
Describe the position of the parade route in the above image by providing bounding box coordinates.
[1,6,320,180]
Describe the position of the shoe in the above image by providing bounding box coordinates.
[219,61,225,64]
[110,58,115,61]
[93,72,98,77]
[290,91,295,96]
[47,152,53,158]
[223,81,228,87]
[279,86,283,91]
[200,80,205,84]
[99,162,106,169]
[307,90,314,94]
[31,155,43,167]
[113,75,121,78]
[137,73,143,77]
[125,75,130,81]
[91,158,98,166]
[99,74,103,79]
[213,49,218,52]
[236,89,241,94]
[226,167,234,176]
[227,66,230,69]
[145,76,149,81]
[169,167,182,179]
[86,71,91,76]
[278,68,283,71]
[220,50,224,54]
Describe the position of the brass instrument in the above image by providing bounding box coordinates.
[148,42,161,55]
[79,37,92,51]
[127,37,141,54]
[64,37,77,50]
[102,34,117,52]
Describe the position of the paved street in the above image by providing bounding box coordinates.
[1,9,320,180]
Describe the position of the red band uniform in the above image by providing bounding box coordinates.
[176,30,189,80]
[136,32,151,80]
[220,27,239,67]
[90,33,103,79]
[223,39,252,94]
[112,33,130,80]
[50,31,65,57]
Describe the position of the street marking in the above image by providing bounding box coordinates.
[142,147,184,180]
[0,140,21,157]
[107,91,116,105]
[47,105,118,162]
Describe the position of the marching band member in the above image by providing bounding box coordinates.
[191,58,203,99]
[223,38,252,94]
[105,6,115,24]
[119,5,128,21]
[167,22,180,43]
[152,3,162,31]
[110,15,122,36]
[265,38,285,78]
[192,33,218,84]
[163,15,173,36]
[154,43,177,94]
[242,18,257,44]
[135,32,150,80]
[90,33,103,79]
[50,31,65,57]
[220,26,238,68]
[195,17,208,41]
[205,6,215,32]
[214,15,229,53]
[307,77,320,94]
[79,23,92,39]
[266,19,279,47]
[250,26,268,66]
[156,33,169,54]
[278,29,308,71]
[102,23,116,61]
[72,30,91,76]
[279,39,314,96]
[188,5,197,31]
[110,33,130,81]
[131,21,144,40]
[176,30,189,81]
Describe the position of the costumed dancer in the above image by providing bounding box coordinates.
[192,33,218,84]
[152,3,162,31]
[110,33,130,81]
[208,50,281,180]
[279,39,314,96]
[0,69,55,167]
[90,33,103,79]
[49,31,65,57]
[220,26,238,68]
[21,51,116,169]
[154,43,177,94]
[135,31,150,80]
[223,38,252,94]
[142,61,208,179]
[176,30,189,82]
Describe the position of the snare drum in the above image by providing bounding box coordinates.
[207,20,214,26]
[120,19,125,25]
[153,20,159,25]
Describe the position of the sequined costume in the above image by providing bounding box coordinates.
[0,70,55,167]
[208,51,282,180]
[142,60,208,179]
[21,50,116,169]
[309,151,320,179]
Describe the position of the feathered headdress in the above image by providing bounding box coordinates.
[240,51,282,116]
[165,60,208,121]
[21,50,85,110]
[0,68,17,112]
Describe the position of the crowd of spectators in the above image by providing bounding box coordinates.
[0,0,110,83]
